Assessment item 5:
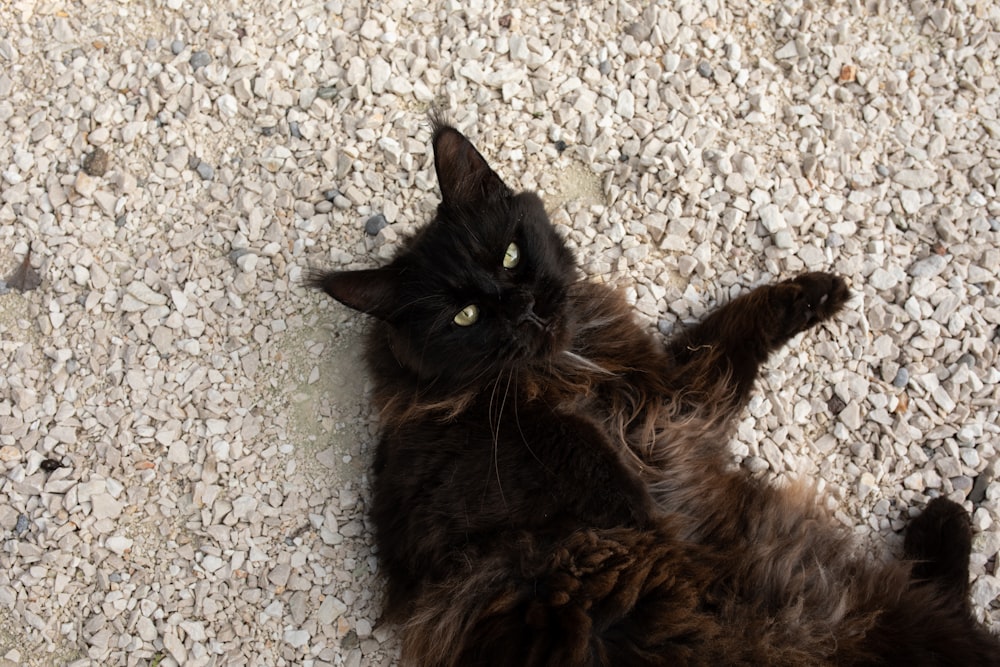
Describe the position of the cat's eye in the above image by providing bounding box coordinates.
[503,242,520,269]
[454,304,479,326]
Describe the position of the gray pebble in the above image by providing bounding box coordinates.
[190,50,211,69]
[892,367,909,388]
[145,38,158,51]
[317,86,338,99]
[289,121,302,139]
[364,214,388,236]
[170,39,184,55]
[14,514,28,535]
[195,161,215,180]
[697,62,713,78]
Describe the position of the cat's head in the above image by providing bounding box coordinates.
[310,122,577,390]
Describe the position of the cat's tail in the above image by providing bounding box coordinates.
[397,526,720,667]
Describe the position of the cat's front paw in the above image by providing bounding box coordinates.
[774,272,850,338]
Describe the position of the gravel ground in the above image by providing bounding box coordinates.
[1,1,999,665]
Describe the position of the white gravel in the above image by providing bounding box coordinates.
[1,1,999,665]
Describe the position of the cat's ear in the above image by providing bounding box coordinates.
[432,123,511,207]
[307,267,399,320]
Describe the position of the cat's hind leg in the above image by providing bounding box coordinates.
[904,496,974,607]
[663,272,850,417]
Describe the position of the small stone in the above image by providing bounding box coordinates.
[190,50,211,69]
[201,555,224,573]
[217,94,238,117]
[82,148,109,176]
[269,563,291,587]
[903,472,925,491]
[14,514,28,535]
[370,57,391,93]
[91,493,123,520]
[74,171,98,198]
[284,629,310,648]
[908,255,948,278]
[838,64,857,82]
[127,282,167,305]
[170,39,184,55]
[136,616,157,642]
[317,595,347,625]
[195,161,215,180]
[899,190,921,214]
[839,402,863,430]
[868,268,898,290]
[759,204,785,233]
[232,496,258,521]
[0,445,20,462]
[167,441,190,464]
[892,367,909,388]
[970,576,1000,610]
[893,169,937,189]
[696,62,713,78]
[365,214,388,236]
[237,253,258,272]
[105,536,133,555]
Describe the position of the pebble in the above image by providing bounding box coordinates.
[190,50,211,69]
[74,171,98,198]
[908,255,948,278]
[217,94,238,117]
[195,161,215,180]
[899,190,921,214]
[365,213,388,236]
[105,536,133,555]
[82,148,109,177]
[893,169,938,189]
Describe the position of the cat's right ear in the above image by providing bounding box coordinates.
[306,268,399,320]
[432,122,511,208]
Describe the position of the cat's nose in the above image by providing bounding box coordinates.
[519,309,550,329]
[516,296,551,329]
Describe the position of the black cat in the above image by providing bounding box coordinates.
[309,121,1000,666]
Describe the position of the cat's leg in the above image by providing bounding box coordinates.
[904,496,974,607]
[663,272,850,417]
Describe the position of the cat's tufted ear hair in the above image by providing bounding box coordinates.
[306,267,400,321]
[432,120,511,208]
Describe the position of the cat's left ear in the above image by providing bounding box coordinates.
[307,267,400,321]
[432,123,512,208]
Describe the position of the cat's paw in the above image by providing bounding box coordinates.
[774,272,850,338]
[904,497,973,593]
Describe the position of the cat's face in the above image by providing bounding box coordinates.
[311,123,577,389]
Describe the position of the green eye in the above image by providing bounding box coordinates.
[503,242,520,269]
[454,304,479,326]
